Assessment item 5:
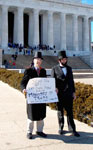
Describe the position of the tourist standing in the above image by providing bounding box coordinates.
[21,52,47,139]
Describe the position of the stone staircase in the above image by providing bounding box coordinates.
[2,54,91,69]
[68,57,90,69]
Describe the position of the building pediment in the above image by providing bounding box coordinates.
[7,0,81,4]
[39,0,81,3]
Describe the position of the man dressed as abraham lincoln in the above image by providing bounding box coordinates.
[51,50,80,137]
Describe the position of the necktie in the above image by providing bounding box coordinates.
[37,68,40,76]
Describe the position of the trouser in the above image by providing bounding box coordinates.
[27,119,44,133]
[57,101,76,132]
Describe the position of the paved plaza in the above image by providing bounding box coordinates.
[75,78,93,85]
[0,79,93,150]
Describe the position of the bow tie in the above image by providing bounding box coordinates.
[60,66,65,68]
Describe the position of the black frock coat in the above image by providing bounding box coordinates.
[21,67,47,121]
[51,64,75,109]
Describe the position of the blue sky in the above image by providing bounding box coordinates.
[82,0,93,4]
[91,23,93,42]
[82,0,93,42]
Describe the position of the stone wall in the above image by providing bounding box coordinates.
[81,52,93,69]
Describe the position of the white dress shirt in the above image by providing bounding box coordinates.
[60,64,67,76]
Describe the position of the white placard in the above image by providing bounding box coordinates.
[26,78,58,104]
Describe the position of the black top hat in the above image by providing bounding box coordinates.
[58,51,68,59]
[33,51,43,59]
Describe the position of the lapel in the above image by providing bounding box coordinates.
[66,66,68,77]
[32,66,42,77]
[57,65,63,75]
[57,65,65,77]
[31,66,38,76]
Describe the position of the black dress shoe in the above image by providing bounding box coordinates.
[27,133,32,139]
[36,132,47,137]
[73,131,80,137]
[58,130,63,135]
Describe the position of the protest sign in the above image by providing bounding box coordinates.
[26,78,58,104]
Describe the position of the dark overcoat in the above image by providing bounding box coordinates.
[21,67,47,121]
[51,64,75,108]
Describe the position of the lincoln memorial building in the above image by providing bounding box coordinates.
[0,0,93,56]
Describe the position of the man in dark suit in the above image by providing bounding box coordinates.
[21,52,47,139]
[51,51,80,137]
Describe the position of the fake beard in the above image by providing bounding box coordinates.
[61,61,67,67]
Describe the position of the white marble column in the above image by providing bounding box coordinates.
[1,5,8,48]
[17,7,24,45]
[33,9,39,46]
[28,12,33,46]
[13,11,17,43]
[60,13,66,50]
[47,11,53,48]
[72,14,78,51]
[83,16,90,51]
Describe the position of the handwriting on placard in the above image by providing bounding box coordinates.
[28,91,47,100]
